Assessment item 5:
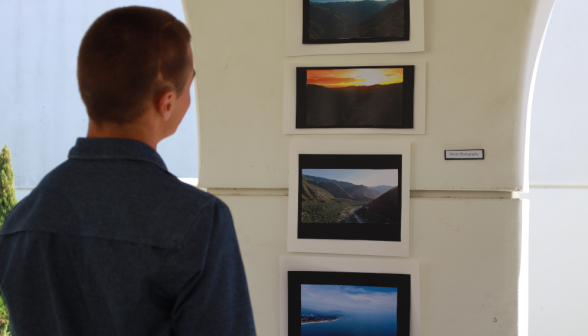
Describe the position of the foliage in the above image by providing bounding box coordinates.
[0,145,16,335]
[301,181,334,202]
[0,145,17,228]
[0,295,8,336]
[301,198,364,223]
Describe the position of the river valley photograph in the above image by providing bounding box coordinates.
[300,284,398,336]
[300,169,399,224]
[304,67,405,127]
[305,0,409,43]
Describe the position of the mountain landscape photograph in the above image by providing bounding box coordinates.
[305,67,404,127]
[305,0,408,43]
[300,168,399,224]
[300,284,398,336]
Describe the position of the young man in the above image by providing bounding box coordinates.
[0,6,256,335]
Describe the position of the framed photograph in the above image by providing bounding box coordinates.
[279,256,421,336]
[283,61,426,135]
[287,140,410,256]
[286,0,424,56]
[303,0,410,44]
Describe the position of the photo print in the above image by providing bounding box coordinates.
[288,271,411,336]
[287,140,410,256]
[298,154,402,242]
[295,66,415,129]
[303,0,410,44]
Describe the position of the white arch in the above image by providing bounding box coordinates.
[518,0,557,193]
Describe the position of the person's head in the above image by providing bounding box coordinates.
[78,6,194,143]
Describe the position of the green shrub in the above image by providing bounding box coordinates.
[0,144,16,335]
[0,145,17,228]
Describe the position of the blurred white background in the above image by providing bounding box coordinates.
[0,0,199,201]
[523,0,588,334]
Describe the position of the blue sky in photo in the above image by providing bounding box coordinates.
[302,169,397,187]
[301,285,397,316]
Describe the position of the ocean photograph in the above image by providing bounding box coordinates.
[300,169,399,224]
[301,284,398,336]
[307,0,407,41]
[305,68,404,127]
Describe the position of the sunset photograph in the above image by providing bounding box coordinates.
[304,0,409,44]
[300,66,410,128]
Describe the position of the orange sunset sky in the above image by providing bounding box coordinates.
[307,68,404,88]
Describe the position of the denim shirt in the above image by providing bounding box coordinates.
[0,138,256,336]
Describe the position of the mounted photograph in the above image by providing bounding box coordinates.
[298,154,402,242]
[285,0,424,55]
[279,256,421,336]
[287,270,412,336]
[303,0,410,44]
[287,140,411,257]
[283,62,426,135]
[296,66,415,129]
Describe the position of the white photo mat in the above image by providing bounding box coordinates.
[279,255,421,336]
[283,61,426,135]
[288,140,410,257]
[285,0,425,56]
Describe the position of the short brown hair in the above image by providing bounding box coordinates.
[78,6,192,124]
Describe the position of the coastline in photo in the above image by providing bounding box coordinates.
[301,284,398,336]
[301,169,399,224]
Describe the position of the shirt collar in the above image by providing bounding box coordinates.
[68,137,168,172]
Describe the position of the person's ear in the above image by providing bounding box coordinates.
[156,90,175,121]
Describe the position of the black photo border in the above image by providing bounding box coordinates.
[295,65,415,129]
[302,0,411,44]
[298,154,402,241]
[288,271,411,336]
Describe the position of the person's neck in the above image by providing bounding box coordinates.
[87,119,161,150]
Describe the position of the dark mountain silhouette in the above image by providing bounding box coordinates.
[301,180,334,202]
[366,186,399,222]
[306,83,403,127]
[304,177,354,199]
[308,3,351,40]
[344,185,381,201]
[359,0,406,38]
[314,1,391,33]
[367,185,394,195]
[308,0,404,40]
[303,175,356,190]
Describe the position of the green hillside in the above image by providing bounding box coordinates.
[301,180,334,202]
[301,198,363,223]
[305,177,354,199]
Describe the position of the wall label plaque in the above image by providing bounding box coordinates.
[445,149,484,160]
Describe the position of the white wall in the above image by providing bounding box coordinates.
[186,0,543,191]
[523,189,588,335]
[181,0,553,334]
[224,195,523,336]
[524,0,588,334]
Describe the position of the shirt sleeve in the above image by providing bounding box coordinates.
[171,199,256,336]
